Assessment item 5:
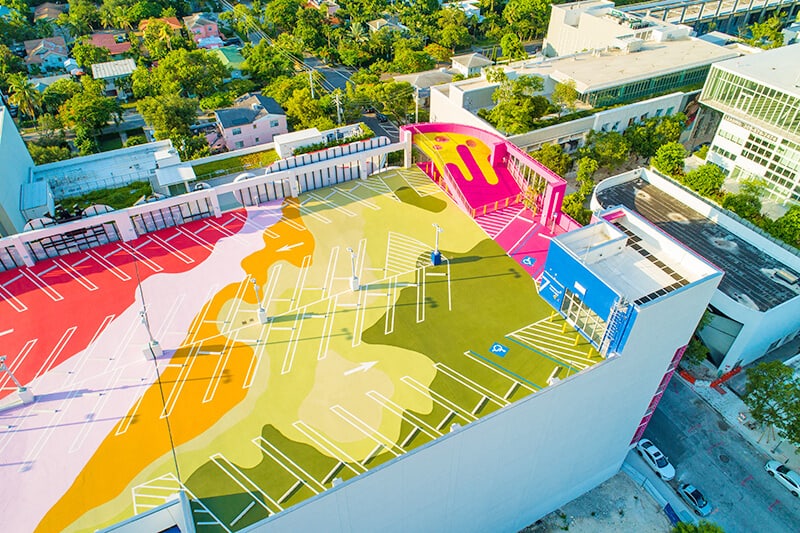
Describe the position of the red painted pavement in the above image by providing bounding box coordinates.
[0,211,246,401]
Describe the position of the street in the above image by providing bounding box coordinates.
[644,377,800,533]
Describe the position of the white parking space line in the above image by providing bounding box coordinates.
[434,363,508,408]
[290,256,312,310]
[292,421,366,474]
[317,295,337,360]
[176,227,215,252]
[53,258,99,291]
[401,375,477,422]
[87,249,131,281]
[0,284,26,312]
[119,243,163,272]
[366,390,440,440]
[330,405,403,457]
[34,326,77,380]
[20,268,63,301]
[203,331,239,403]
[252,436,325,493]
[210,453,280,514]
[147,234,195,264]
[0,339,36,390]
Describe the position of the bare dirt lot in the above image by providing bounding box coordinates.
[521,472,672,533]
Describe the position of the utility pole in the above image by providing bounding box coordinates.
[309,70,315,99]
[334,91,343,125]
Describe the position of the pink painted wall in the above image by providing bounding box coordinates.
[221,116,288,151]
[403,123,569,226]
[188,20,219,43]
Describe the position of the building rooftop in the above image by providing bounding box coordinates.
[91,58,136,79]
[708,43,800,97]
[595,173,800,311]
[0,167,601,532]
[216,93,285,128]
[514,38,739,93]
[33,2,67,21]
[90,32,132,55]
[556,207,717,305]
[452,53,493,69]
[393,69,454,89]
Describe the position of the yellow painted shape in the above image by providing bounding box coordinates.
[38,204,313,533]
[413,132,499,185]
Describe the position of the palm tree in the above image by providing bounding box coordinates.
[349,22,368,44]
[7,73,41,121]
[99,6,115,29]
[157,21,174,51]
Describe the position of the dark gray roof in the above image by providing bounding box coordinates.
[215,93,284,128]
[596,175,800,312]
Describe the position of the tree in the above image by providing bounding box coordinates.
[723,191,761,220]
[744,361,800,445]
[293,7,326,51]
[393,46,435,74]
[265,0,302,33]
[683,163,725,197]
[63,0,101,36]
[585,130,630,170]
[71,40,111,69]
[551,80,579,114]
[575,156,598,197]
[42,78,82,113]
[672,521,725,533]
[424,43,452,64]
[484,74,548,134]
[243,41,294,85]
[500,32,526,60]
[59,78,122,142]
[437,7,472,52]
[652,141,686,177]
[682,337,709,366]
[7,73,41,120]
[561,192,591,225]
[768,205,800,248]
[142,19,181,60]
[624,113,686,158]
[172,133,210,161]
[530,143,570,177]
[28,143,72,164]
[145,49,228,98]
[502,0,549,40]
[138,94,199,138]
[746,14,784,49]
[0,43,25,92]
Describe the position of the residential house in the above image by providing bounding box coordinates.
[183,13,221,48]
[63,58,83,76]
[393,69,454,108]
[307,0,340,18]
[29,73,71,92]
[91,58,136,100]
[90,31,132,58]
[450,53,492,78]
[138,17,183,33]
[211,46,246,80]
[441,0,483,22]
[23,37,68,72]
[367,16,408,34]
[214,93,288,151]
[33,2,67,22]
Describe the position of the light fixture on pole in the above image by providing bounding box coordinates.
[0,355,34,404]
[140,307,163,361]
[431,223,443,266]
[347,247,359,291]
[251,277,269,324]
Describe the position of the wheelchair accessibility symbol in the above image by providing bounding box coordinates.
[489,343,509,357]
[521,256,535,267]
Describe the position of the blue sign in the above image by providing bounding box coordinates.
[489,343,509,357]
[521,256,535,267]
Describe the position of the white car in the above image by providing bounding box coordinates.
[636,438,675,480]
[233,172,256,183]
[765,460,800,497]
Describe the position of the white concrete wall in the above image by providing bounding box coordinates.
[239,270,719,533]
[429,86,501,134]
[0,107,35,235]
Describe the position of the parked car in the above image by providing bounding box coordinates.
[636,438,675,480]
[765,460,800,497]
[376,112,388,123]
[679,483,712,516]
[233,172,256,183]
[193,181,212,191]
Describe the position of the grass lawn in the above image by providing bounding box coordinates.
[97,133,123,152]
[192,149,280,180]
[59,181,153,210]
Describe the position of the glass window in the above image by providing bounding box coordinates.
[234,141,244,149]
[270,120,280,128]
[232,127,241,135]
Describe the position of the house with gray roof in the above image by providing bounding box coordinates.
[451,53,493,77]
[214,93,288,151]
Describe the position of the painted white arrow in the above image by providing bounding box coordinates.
[344,361,378,376]
[277,242,304,252]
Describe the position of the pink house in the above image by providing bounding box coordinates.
[183,13,220,46]
[215,93,288,151]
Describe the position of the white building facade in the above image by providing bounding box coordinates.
[701,44,800,204]
[0,106,34,236]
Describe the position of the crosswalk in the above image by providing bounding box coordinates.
[474,206,525,238]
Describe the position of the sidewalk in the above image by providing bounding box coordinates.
[622,450,697,526]
[679,371,800,472]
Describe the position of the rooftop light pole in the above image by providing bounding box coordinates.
[431,223,443,266]
[0,355,34,404]
[251,277,269,324]
[347,247,359,291]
